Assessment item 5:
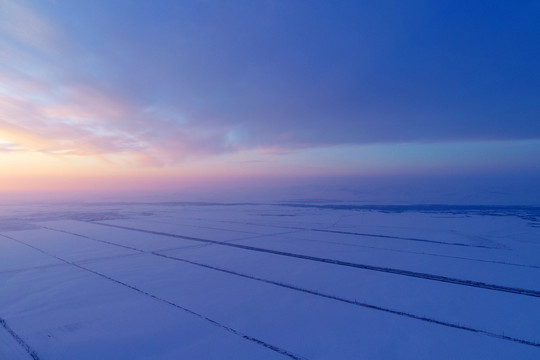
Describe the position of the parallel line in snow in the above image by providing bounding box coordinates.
[38,225,540,348]
[311,228,493,248]
[134,219,537,269]
[0,262,67,275]
[141,218,263,235]
[89,221,540,298]
[152,252,540,348]
[0,253,148,276]
[184,217,497,249]
[282,237,539,269]
[0,318,41,360]
[0,233,306,360]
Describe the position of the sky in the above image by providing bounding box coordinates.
[0,0,539,202]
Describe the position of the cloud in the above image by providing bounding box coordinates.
[0,81,237,165]
[0,1,243,166]
[0,0,539,169]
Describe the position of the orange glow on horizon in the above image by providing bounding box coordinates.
[0,147,322,194]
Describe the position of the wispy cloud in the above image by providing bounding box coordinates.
[0,1,235,166]
[0,80,238,165]
[0,0,539,173]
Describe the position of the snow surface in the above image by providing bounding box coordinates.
[1,202,539,359]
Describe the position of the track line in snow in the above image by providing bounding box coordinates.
[0,318,41,360]
[311,228,493,248]
[0,233,306,360]
[124,219,537,269]
[152,251,540,348]
[180,217,497,249]
[0,262,67,275]
[265,234,538,270]
[35,225,540,348]
[88,221,540,298]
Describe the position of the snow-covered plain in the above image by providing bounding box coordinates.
[1,202,539,359]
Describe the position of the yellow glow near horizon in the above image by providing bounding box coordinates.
[0,147,285,193]
[2,135,540,195]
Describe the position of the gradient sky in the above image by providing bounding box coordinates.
[0,0,539,198]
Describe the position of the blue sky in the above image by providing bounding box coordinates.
[0,0,539,198]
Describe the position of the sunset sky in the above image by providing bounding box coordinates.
[0,1,539,200]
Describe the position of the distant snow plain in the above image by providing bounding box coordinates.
[1,201,539,359]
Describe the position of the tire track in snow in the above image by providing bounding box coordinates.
[0,233,306,360]
[280,236,540,270]
[311,228,493,248]
[132,218,537,269]
[89,221,540,298]
[181,217,496,248]
[35,225,540,348]
[152,252,540,348]
[0,318,41,360]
